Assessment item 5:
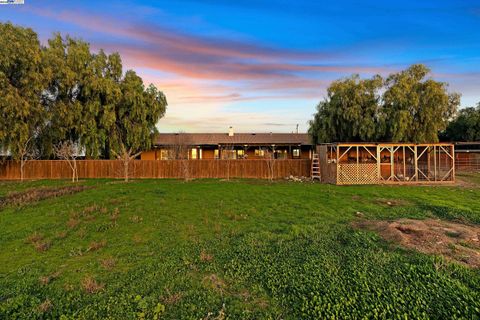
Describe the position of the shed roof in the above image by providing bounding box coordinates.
[153,133,312,146]
[319,142,454,147]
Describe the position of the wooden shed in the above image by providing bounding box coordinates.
[317,143,455,185]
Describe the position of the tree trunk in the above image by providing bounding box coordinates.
[124,160,129,182]
[105,138,111,159]
[72,160,77,182]
[20,160,25,182]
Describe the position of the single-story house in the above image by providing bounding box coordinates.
[141,127,313,160]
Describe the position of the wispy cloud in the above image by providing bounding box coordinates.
[14,1,479,132]
[28,5,392,82]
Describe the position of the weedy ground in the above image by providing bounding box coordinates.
[0,174,479,319]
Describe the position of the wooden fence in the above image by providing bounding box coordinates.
[0,159,311,180]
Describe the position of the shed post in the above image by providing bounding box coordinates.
[390,147,394,181]
[336,145,339,185]
[356,146,359,184]
[427,147,431,179]
[376,145,381,182]
[452,145,455,182]
[414,146,418,182]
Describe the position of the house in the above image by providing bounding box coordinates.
[141,127,313,160]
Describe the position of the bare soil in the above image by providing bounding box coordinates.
[353,218,480,268]
[0,185,90,208]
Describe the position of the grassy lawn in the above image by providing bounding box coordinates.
[1,176,480,319]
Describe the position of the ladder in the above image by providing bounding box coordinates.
[311,153,321,181]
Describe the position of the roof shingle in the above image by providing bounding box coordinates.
[153,133,312,146]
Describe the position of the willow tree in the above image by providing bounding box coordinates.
[308,74,384,143]
[110,70,167,181]
[0,23,168,167]
[309,64,460,143]
[41,34,121,158]
[0,23,45,178]
[41,34,94,157]
[382,64,460,143]
[82,50,123,158]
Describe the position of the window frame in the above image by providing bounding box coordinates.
[292,148,301,158]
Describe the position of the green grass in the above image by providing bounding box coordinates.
[1,177,480,319]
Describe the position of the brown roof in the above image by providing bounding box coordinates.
[153,133,312,146]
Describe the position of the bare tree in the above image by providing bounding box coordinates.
[168,132,192,181]
[18,136,40,182]
[220,143,235,180]
[264,148,276,181]
[54,140,80,182]
[111,143,142,182]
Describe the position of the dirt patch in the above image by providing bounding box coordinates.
[203,274,227,293]
[161,290,183,305]
[0,185,90,208]
[375,198,410,207]
[81,276,105,294]
[353,218,480,268]
[454,173,480,188]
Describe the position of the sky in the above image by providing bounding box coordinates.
[1,0,479,133]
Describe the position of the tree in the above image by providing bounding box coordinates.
[110,71,167,181]
[0,23,45,166]
[0,23,168,166]
[264,148,276,181]
[382,64,460,143]
[41,35,122,159]
[82,50,122,159]
[442,103,480,141]
[308,74,384,143]
[54,140,79,182]
[18,136,40,182]
[168,132,192,180]
[309,64,460,143]
[220,143,236,180]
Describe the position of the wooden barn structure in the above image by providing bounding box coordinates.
[317,143,455,185]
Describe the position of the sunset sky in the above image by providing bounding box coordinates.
[1,0,479,133]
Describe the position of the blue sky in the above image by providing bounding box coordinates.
[1,0,479,132]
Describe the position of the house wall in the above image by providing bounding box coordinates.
[141,145,313,160]
[141,150,156,160]
[202,148,215,160]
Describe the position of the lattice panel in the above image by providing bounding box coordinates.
[337,163,378,185]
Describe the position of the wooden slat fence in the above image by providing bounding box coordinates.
[0,160,311,180]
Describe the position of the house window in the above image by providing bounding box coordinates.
[214,149,219,159]
[255,149,265,157]
[293,149,300,158]
[160,149,169,160]
[276,150,287,159]
[191,148,197,159]
[223,149,236,159]
[237,149,245,159]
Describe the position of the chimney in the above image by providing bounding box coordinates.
[228,126,234,137]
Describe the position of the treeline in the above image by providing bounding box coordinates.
[309,64,479,143]
[0,22,167,161]
[442,104,480,141]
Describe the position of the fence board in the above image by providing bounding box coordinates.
[0,159,311,180]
